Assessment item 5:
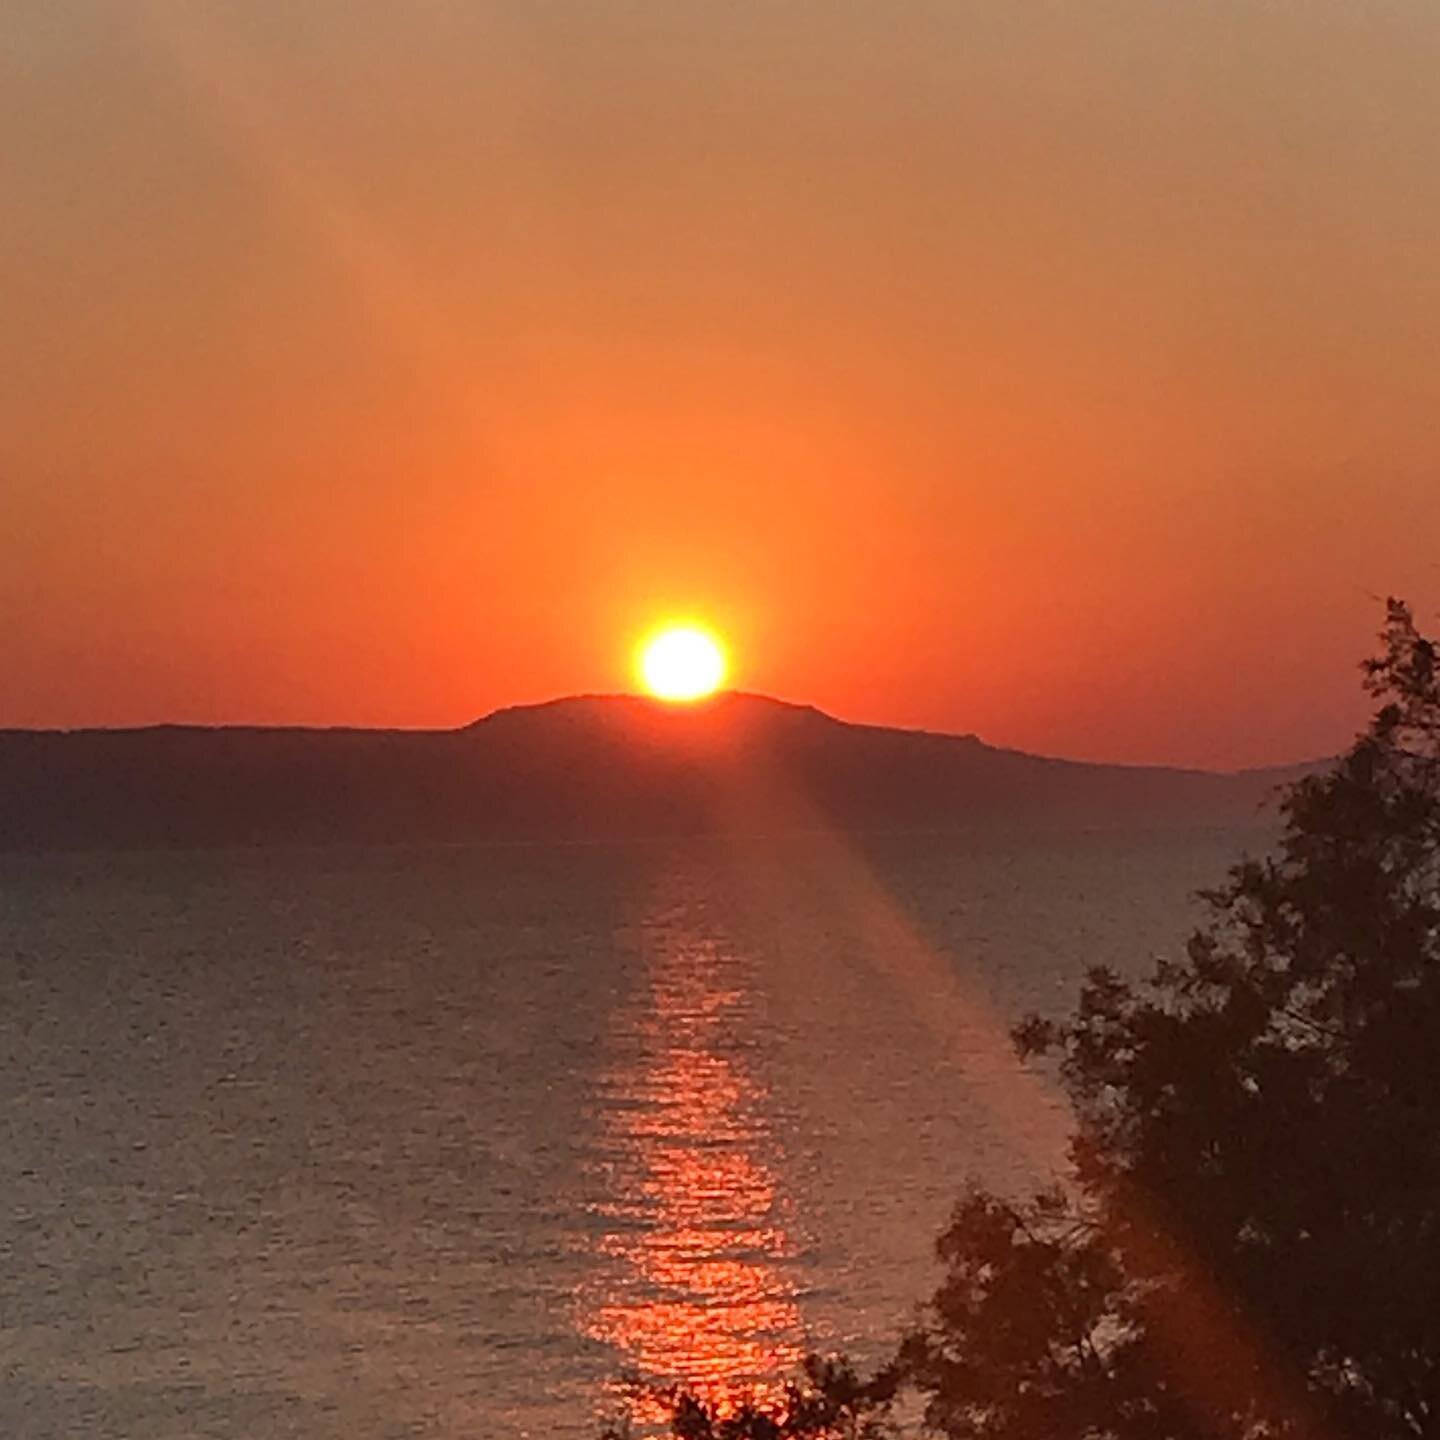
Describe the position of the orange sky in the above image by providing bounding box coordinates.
[3,1,1438,767]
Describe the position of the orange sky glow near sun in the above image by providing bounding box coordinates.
[3,2,1439,766]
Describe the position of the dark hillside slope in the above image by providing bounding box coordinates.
[0,693,1310,850]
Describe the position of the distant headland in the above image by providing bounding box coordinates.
[0,692,1319,851]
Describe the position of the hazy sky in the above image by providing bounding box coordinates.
[3,0,1438,765]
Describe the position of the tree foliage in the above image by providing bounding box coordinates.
[614,601,1440,1440]
[597,1355,899,1440]
[906,599,1440,1439]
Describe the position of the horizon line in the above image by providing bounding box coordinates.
[0,689,1333,779]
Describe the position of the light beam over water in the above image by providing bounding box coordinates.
[577,878,806,1424]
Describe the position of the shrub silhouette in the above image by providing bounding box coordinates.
[597,1357,900,1440]
[608,601,1440,1440]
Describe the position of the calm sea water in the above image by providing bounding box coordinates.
[0,827,1267,1438]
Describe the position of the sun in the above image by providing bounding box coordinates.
[637,625,729,703]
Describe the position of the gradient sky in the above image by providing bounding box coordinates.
[3,0,1438,766]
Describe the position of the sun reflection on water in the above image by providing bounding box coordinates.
[578,884,806,1424]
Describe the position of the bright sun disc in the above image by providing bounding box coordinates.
[638,626,728,702]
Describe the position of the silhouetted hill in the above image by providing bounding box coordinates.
[0,693,1317,851]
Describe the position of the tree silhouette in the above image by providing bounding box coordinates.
[609,601,1440,1439]
[596,1356,900,1440]
[907,598,1440,1439]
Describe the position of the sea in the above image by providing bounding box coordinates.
[0,825,1269,1438]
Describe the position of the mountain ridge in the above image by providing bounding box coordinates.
[0,692,1323,851]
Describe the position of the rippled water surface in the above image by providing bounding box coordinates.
[0,829,1267,1437]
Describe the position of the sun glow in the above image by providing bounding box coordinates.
[637,626,729,703]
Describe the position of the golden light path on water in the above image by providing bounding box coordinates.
[571,808,1326,1439]
[577,879,806,1426]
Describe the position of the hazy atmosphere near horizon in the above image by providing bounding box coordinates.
[6,6,1440,1440]
[5,0,1440,765]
